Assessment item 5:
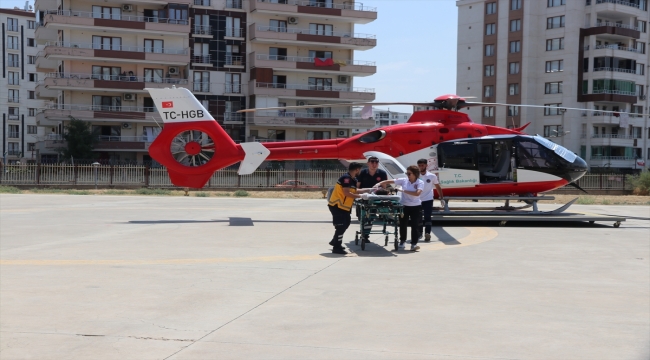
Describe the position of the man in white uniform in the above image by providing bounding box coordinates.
[417,159,444,242]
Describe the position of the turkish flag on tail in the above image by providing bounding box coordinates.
[162,101,173,108]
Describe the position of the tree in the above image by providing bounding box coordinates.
[60,117,98,160]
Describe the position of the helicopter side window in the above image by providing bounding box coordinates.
[477,143,493,169]
[516,140,558,168]
[358,130,386,144]
[438,142,477,170]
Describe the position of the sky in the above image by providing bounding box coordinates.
[2,0,460,113]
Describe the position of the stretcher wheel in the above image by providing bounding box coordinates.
[384,236,388,246]
[361,236,366,251]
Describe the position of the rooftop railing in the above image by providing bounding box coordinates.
[256,82,374,93]
[43,72,188,84]
[255,54,375,66]
[256,26,376,39]
[42,10,189,24]
[45,41,188,55]
[255,0,376,12]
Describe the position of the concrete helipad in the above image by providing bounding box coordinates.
[1,194,648,360]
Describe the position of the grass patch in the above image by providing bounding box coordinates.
[233,190,249,197]
[194,192,210,197]
[103,190,130,195]
[576,195,596,205]
[213,192,231,197]
[64,190,91,195]
[0,186,21,194]
[601,199,611,205]
[28,188,65,194]
[135,188,172,196]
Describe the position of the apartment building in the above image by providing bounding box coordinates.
[1,8,53,164]
[246,0,377,142]
[350,107,411,134]
[32,0,378,163]
[457,0,649,172]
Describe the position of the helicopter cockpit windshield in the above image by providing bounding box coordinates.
[533,136,577,163]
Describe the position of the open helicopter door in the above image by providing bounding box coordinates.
[363,151,407,179]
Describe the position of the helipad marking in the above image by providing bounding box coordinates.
[0,227,498,266]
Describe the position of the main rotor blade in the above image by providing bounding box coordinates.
[237,102,434,113]
[465,102,650,117]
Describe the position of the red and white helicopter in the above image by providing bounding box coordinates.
[144,86,588,197]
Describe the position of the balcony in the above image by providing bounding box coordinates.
[589,155,637,169]
[193,82,211,93]
[95,136,152,151]
[8,114,20,121]
[38,72,189,93]
[7,132,20,139]
[223,112,244,124]
[6,150,21,156]
[593,0,646,17]
[588,44,645,59]
[250,81,375,101]
[249,24,376,50]
[194,0,211,6]
[35,50,57,71]
[40,10,190,36]
[250,0,377,24]
[581,133,637,146]
[42,42,190,65]
[225,84,243,94]
[225,0,244,10]
[250,53,376,76]
[225,27,245,39]
[7,61,20,68]
[225,55,244,68]
[250,111,375,128]
[582,89,638,103]
[583,21,640,39]
[191,55,212,66]
[8,97,20,103]
[37,103,161,127]
[192,25,212,37]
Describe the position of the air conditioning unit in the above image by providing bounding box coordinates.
[337,129,348,137]
[122,122,132,129]
[288,17,298,25]
[338,75,349,84]
[168,66,179,75]
[640,95,647,100]
[297,101,306,106]
[123,93,136,101]
[122,4,133,11]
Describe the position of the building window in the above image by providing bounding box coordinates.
[8,125,19,138]
[510,19,521,32]
[546,60,563,72]
[8,36,19,50]
[27,126,37,134]
[27,55,35,64]
[226,73,241,93]
[546,38,564,51]
[485,44,495,56]
[8,89,19,103]
[193,71,210,92]
[309,23,334,36]
[511,0,521,10]
[486,23,496,35]
[309,77,333,90]
[509,83,520,95]
[29,73,37,82]
[270,19,288,32]
[486,2,497,14]
[638,21,647,33]
[592,79,636,95]
[144,39,164,53]
[547,0,565,6]
[483,106,495,118]
[28,91,35,100]
[8,107,19,120]
[91,6,121,19]
[544,103,562,116]
[547,16,565,29]
[485,65,495,76]
[307,131,331,140]
[8,72,19,85]
[508,106,519,116]
[27,20,35,29]
[545,82,563,94]
[543,125,562,137]
[28,143,36,151]
[509,41,521,53]
[27,38,35,47]
[8,54,19,68]
[7,18,18,31]
[636,63,645,75]
[484,85,494,98]
[29,108,35,116]
[509,62,520,74]
[92,36,122,51]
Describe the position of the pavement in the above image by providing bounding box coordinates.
[0,194,648,360]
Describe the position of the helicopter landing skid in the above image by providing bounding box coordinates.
[436,196,626,227]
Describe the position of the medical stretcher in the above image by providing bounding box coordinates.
[354,195,404,251]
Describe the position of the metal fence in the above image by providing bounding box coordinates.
[0,164,342,188]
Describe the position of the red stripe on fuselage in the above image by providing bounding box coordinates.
[433,179,569,198]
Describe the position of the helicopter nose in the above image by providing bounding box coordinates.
[568,156,588,182]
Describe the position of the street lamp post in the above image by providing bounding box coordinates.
[559,107,567,147]
[92,162,100,190]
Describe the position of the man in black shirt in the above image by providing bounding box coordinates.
[356,156,388,242]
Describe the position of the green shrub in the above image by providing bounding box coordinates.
[135,188,171,196]
[0,186,21,194]
[601,199,610,205]
[194,192,209,197]
[104,190,129,195]
[626,171,650,195]
[233,190,249,197]
[64,190,91,195]
[213,192,231,197]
